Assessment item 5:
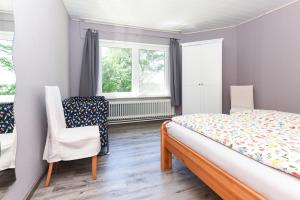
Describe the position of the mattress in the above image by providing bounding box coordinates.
[167,121,300,200]
[172,110,300,178]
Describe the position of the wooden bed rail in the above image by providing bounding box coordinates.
[161,120,172,170]
[160,121,265,200]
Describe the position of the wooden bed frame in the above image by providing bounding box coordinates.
[161,121,265,200]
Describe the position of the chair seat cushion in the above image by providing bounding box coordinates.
[58,126,99,143]
[45,126,101,162]
[0,133,16,170]
[0,133,15,149]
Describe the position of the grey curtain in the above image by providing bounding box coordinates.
[169,38,182,107]
[79,29,99,96]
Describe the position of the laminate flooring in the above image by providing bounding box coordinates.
[31,121,220,200]
[0,169,15,199]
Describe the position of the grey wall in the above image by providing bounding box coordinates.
[4,0,69,199]
[181,28,238,114]
[237,1,300,113]
[0,12,14,32]
[69,20,181,96]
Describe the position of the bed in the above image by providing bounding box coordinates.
[161,110,300,200]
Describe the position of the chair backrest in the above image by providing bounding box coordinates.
[230,85,254,113]
[0,102,14,134]
[45,86,66,137]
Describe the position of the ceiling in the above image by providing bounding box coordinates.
[1,0,298,32]
[0,0,13,13]
[63,0,298,33]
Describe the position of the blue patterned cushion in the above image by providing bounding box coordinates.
[62,96,109,153]
[0,102,15,134]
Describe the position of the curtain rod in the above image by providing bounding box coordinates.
[77,19,181,39]
[81,27,181,40]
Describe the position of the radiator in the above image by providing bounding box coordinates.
[108,99,175,123]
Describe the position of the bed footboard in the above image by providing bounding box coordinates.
[161,120,172,170]
[160,120,265,200]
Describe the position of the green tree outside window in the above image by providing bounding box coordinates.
[101,47,132,93]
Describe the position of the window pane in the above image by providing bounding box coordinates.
[139,49,166,95]
[101,47,132,93]
[0,39,15,96]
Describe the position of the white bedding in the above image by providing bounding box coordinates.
[167,121,300,200]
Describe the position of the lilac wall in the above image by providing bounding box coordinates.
[237,1,300,113]
[182,1,300,114]
[181,28,238,114]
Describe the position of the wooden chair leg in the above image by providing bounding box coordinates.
[54,162,59,169]
[45,163,54,187]
[92,155,97,180]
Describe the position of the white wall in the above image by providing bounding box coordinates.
[3,0,69,199]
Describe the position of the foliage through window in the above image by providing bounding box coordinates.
[99,40,169,98]
[139,49,166,94]
[0,32,15,97]
[101,47,132,93]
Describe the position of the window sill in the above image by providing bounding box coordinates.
[0,95,15,103]
[104,95,171,101]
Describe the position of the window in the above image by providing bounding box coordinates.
[101,47,132,93]
[0,31,15,103]
[139,49,166,94]
[99,40,169,98]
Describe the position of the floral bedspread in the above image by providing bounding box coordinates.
[172,110,300,179]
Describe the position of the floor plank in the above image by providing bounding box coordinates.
[0,169,16,199]
[31,121,220,200]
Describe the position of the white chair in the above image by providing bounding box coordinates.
[43,86,100,187]
[0,128,17,171]
[230,85,254,114]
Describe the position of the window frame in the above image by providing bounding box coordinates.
[98,39,170,99]
[0,31,14,41]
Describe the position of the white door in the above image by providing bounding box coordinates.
[182,39,222,115]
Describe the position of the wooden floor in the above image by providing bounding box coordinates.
[0,169,16,199]
[31,121,220,200]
